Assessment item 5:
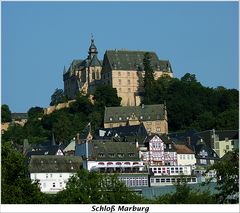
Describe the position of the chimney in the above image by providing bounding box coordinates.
[136,141,139,149]
[76,133,81,144]
[186,137,191,147]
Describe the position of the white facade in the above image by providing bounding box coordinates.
[149,165,192,176]
[150,176,197,186]
[177,153,196,166]
[30,172,75,194]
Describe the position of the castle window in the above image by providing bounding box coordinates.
[128,88,131,92]
[119,88,122,92]
[92,71,95,80]
[127,72,130,77]
[118,79,121,85]
[156,128,160,132]
[118,72,121,76]
[128,80,131,85]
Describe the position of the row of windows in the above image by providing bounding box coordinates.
[118,71,131,77]
[40,182,64,189]
[179,154,194,160]
[98,153,135,158]
[150,177,197,184]
[118,79,132,86]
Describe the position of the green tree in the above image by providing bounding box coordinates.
[55,169,143,204]
[143,52,155,104]
[93,85,122,109]
[1,142,47,203]
[1,104,12,122]
[50,88,67,106]
[207,149,239,203]
[27,106,44,119]
[181,73,198,83]
[215,109,239,130]
[2,123,26,144]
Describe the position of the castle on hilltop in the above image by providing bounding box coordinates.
[63,38,173,106]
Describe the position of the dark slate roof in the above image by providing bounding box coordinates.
[29,155,82,173]
[104,104,165,123]
[89,141,140,161]
[194,143,219,160]
[26,145,63,158]
[197,130,239,141]
[99,124,148,138]
[89,55,102,67]
[11,113,28,120]
[104,50,172,72]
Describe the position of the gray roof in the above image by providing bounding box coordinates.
[89,55,102,67]
[11,113,28,120]
[103,50,172,72]
[104,104,165,123]
[29,155,82,173]
[89,141,140,161]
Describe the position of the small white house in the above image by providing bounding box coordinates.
[174,144,196,166]
[29,155,82,194]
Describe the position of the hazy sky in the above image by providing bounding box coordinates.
[2,2,238,112]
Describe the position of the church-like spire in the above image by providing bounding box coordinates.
[88,34,98,59]
[63,65,66,74]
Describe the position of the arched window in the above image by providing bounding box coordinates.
[92,71,95,80]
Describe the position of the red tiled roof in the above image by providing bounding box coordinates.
[174,144,194,154]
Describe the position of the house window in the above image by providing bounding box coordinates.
[164,144,166,149]
[43,183,46,188]
[46,174,48,178]
[187,155,190,159]
[50,174,53,178]
[231,141,235,146]
[169,144,172,149]
[183,155,185,159]
[200,159,207,165]
[59,174,62,178]
[59,182,63,188]
[226,145,229,150]
[53,182,56,188]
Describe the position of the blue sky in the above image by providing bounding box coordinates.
[2,2,238,112]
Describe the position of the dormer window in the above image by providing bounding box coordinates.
[169,144,172,149]
[109,153,115,158]
[118,153,124,158]
[140,116,143,119]
[119,117,122,121]
[164,144,166,149]
[98,153,105,158]
[109,117,113,121]
[129,153,135,157]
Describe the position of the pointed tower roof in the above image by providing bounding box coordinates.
[63,66,66,74]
